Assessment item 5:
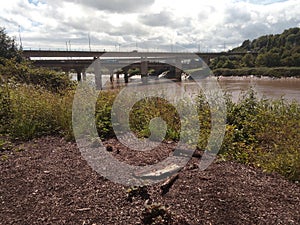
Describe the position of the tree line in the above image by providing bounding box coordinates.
[210,27,300,69]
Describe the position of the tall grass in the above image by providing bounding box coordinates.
[0,82,73,140]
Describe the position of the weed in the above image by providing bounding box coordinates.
[141,202,173,225]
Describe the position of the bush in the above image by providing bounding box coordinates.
[221,90,300,181]
[95,90,118,139]
[128,97,181,140]
[0,82,73,140]
[0,58,75,93]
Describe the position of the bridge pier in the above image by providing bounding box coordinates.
[76,69,87,82]
[94,61,102,90]
[124,72,129,83]
[109,69,114,83]
[76,70,81,82]
[175,67,182,81]
[174,58,183,81]
[140,58,148,84]
[83,70,87,81]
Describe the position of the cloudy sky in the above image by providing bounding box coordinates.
[1,0,300,52]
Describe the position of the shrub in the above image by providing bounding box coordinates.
[221,90,300,181]
[95,90,118,139]
[0,57,75,93]
[0,82,73,140]
[128,97,180,140]
[142,202,173,225]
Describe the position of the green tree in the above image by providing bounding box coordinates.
[241,54,255,67]
[292,53,300,66]
[223,60,235,69]
[256,52,280,67]
[0,27,21,61]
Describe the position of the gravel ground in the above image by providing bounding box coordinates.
[0,136,299,225]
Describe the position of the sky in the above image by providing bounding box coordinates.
[1,0,300,52]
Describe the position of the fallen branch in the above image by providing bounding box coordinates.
[76,208,91,212]
[161,173,179,195]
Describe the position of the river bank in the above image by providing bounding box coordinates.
[0,136,299,224]
[213,67,300,78]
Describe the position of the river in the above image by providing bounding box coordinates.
[73,73,300,103]
[216,76,300,103]
[135,76,300,103]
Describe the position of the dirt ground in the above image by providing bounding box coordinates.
[0,136,299,225]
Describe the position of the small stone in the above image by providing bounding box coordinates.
[106,145,113,152]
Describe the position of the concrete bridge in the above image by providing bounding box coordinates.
[23,50,257,84]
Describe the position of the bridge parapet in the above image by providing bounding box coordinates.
[23,50,257,58]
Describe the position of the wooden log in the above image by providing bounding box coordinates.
[161,173,179,195]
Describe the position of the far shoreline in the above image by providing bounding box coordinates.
[215,75,300,80]
[212,67,300,78]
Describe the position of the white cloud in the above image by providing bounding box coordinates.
[0,0,299,51]
[51,0,155,13]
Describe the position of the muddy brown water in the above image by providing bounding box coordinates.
[216,76,300,103]
[75,74,300,103]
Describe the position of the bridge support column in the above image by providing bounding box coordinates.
[175,58,182,81]
[141,58,148,84]
[77,70,82,82]
[109,69,114,83]
[124,72,128,83]
[94,61,102,90]
[83,70,87,81]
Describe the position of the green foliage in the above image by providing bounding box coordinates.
[0,28,74,92]
[126,186,150,202]
[95,90,118,139]
[255,52,281,67]
[0,27,21,61]
[128,68,140,76]
[0,81,299,181]
[0,83,73,140]
[213,27,300,70]
[233,27,300,54]
[0,81,11,133]
[128,97,180,140]
[142,202,173,225]
[0,138,13,152]
[211,56,236,69]
[0,57,75,93]
[241,54,255,67]
[221,90,300,181]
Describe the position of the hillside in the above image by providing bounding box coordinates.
[211,27,300,69]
